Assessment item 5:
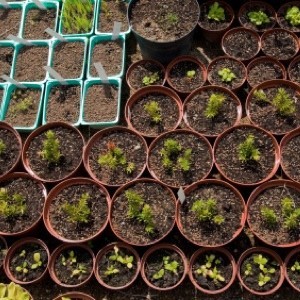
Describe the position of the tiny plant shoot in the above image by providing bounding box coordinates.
[204,93,225,119]
[291,260,300,272]
[40,130,62,164]
[166,13,179,25]
[142,72,160,86]
[285,6,300,26]
[238,134,261,163]
[218,68,236,82]
[0,188,26,218]
[208,2,225,22]
[186,70,196,79]
[0,139,6,155]
[11,90,33,114]
[248,10,270,26]
[144,100,162,124]
[152,256,180,280]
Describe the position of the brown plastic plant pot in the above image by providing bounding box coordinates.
[141,243,188,291]
[237,247,284,296]
[189,247,237,294]
[94,242,141,290]
[48,243,95,288]
[109,178,176,246]
[238,1,277,32]
[22,121,85,184]
[43,177,110,244]
[198,0,235,43]
[4,237,50,285]
[284,246,300,292]
[165,55,207,95]
[247,179,300,248]
[288,55,300,84]
[125,85,183,139]
[277,1,300,33]
[83,126,148,188]
[246,56,287,88]
[0,235,7,268]
[52,292,95,300]
[126,59,166,92]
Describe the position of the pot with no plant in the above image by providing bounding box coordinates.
[110,178,176,246]
[147,129,213,189]
[198,1,234,42]
[277,1,300,33]
[247,179,300,248]
[53,292,95,300]
[22,122,84,183]
[189,247,237,294]
[176,179,246,247]
[43,177,110,243]
[0,282,33,300]
[284,247,300,292]
[94,242,140,290]
[49,243,95,288]
[246,80,300,136]
[214,124,280,187]
[237,247,284,296]
[125,86,183,138]
[4,237,49,285]
[288,55,300,84]
[141,243,188,291]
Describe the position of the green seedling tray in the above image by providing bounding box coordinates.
[49,37,88,81]
[43,79,83,127]
[0,41,16,83]
[81,78,121,128]
[1,82,45,132]
[87,34,126,79]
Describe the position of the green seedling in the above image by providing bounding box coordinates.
[71,263,87,278]
[142,72,160,86]
[291,260,300,272]
[15,261,28,274]
[152,256,179,280]
[40,130,62,164]
[31,252,42,270]
[0,282,31,300]
[0,188,26,218]
[260,207,278,227]
[61,250,77,266]
[204,93,226,119]
[253,89,268,102]
[144,100,162,124]
[109,246,134,269]
[11,92,33,114]
[218,68,236,82]
[258,272,271,287]
[104,265,119,276]
[244,263,252,276]
[0,139,6,156]
[101,0,111,19]
[208,2,225,22]
[238,134,261,163]
[166,13,179,25]
[186,70,196,79]
[248,10,270,26]
[285,6,300,26]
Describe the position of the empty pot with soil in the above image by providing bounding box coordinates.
[0,42,14,83]
[277,1,300,33]
[288,55,300,84]
[284,247,300,292]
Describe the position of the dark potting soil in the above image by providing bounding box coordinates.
[5,88,41,127]
[26,126,83,181]
[247,60,285,87]
[179,183,244,246]
[249,85,300,134]
[184,87,239,136]
[277,3,300,32]
[0,238,6,266]
[49,183,108,241]
[129,93,180,136]
[248,185,300,246]
[208,58,246,90]
[262,30,298,60]
[51,41,85,79]
[98,0,128,33]
[90,40,122,77]
[148,131,212,187]
[168,61,205,93]
[0,128,20,176]
[89,130,147,186]
[14,46,49,82]
[287,253,300,290]
[98,246,137,287]
[46,85,80,124]
[54,247,93,285]
[9,242,48,282]
[192,251,232,291]
[83,84,118,123]
[0,177,44,234]
[144,249,184,288]
[23,8,57,40]
[129,0,199,42]
[0,46,13,82]
[240,253,280,292]
[0,8,22,39]
[215,126,276,184]
[111,181,175,245]
[288,59,300,84]
[223,30,259,61]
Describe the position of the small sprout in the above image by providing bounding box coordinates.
[283,208,300,230]
[258,272,271,286]
[0,188,26,218]
[238,134,261,163]
[0,139,6,155]
[144,100,162,124]
[244,263,252,276]
[253,254,268,269]
[71,263,87,278]
[31,252,42,270]
[260,207,278,227]
[248,10,270,26]
[152,268,164,280]
[253,89,268,102]
[281,197,295,217]
[19,250,26,258]
[15,261,28,274]
[272,88,295,116]
[101,0,111,19]
[11,94,33,114]
[218,68,236,82]
[104,265,120,276]
[153,256,179,280]
[142,72,160,86]
[208,2,225,22]
[291,261,300,272]
[61,250,76,266]
[138,204,155,234]
[285,6,300,26]
[186,70,196,79]
[40,130,62,164]
[177,149,192,172]
[204,93,226,119]
[166,13,179,25]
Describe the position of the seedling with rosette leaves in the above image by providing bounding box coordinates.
[204,93,225,119]
[285,6,300,26]
[208,2,225,22]
[248,10,270,26]
[40,130,62,164]
[0,188,26,218]
[218,68,236,82]
[152,256,180,280]
[144,101,162,124]
[238,134,261,163]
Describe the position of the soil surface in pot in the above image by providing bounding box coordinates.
[0,46,13,82]
[129,0,199,42]
[88,130,147,186]
[5,88,41,127]
[111,181,175,245]
[149,131,212,187]
[0,7,22,38]
[14,46,48,82]
[184,87,239,136]
[90,40,122,77]
[223,30,259,60]
[84,84,118,123]
[262,30,298,60]
[9,242,48,282]
[23,8,57,40]
[286,253,300,290]
[248,184,300,246]
[51,41,85,79]
[46,85,80,124]
[54,247,93,285]
[129,92,180,136]
[215,126,276,184]
[288,59,300,84]
[26,126,83,181]
[97,246,137,287]
[49,183,108,241]
[208,58,245,90]
[179,182,244,246]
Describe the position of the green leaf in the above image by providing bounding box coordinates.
[153,268,164,280]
